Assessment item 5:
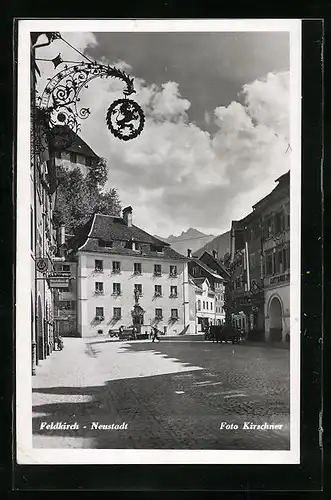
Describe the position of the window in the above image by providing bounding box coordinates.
[170,265,177,277]
[113,307,121,319]
[155,308,163,319]
[275,211,285,234]
[134,284,142,296]
[266,253,273,276]
[70,152,77,163]
[99,239,113,248]
[151,245,164,253]
[134,262,142,275]
[112,261,121,274]
[95,307,104,319]
[170,285,178,298]
[210,302,213,311]
[95,282,104,294]
[95,260,103,272]
[206,302,209,310]
[113,283,121,295]
[197,300,201,311]
[171,309,179,320]
[154,285,162,297]
[203,301,205,309]
[62,264,70,272]
[154,264,162,276]
[85,156,92,167]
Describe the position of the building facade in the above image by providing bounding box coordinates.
[53,134,100,177]
[30,108,58,373]
[189,277,221,333]
[67,207,191,337]
[188,254,226,328]
[227,171,290,342]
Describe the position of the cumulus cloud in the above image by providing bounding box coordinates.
[34,33,291,238]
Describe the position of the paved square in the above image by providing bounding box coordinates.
[32,337,290,449]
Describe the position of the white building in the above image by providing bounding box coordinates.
[67,206,192,337]
[189,277,223,333]
[187,255,226,330]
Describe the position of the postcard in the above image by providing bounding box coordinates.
[16,18,301,464]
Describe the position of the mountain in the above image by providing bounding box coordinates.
[154,228,216,256]
[194,230,231,260]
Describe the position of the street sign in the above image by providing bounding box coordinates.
[49,277,70,288]
[36,257,49,273]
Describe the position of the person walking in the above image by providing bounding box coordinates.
[151,327,158,342]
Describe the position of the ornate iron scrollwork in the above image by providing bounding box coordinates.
[37,61,145,149]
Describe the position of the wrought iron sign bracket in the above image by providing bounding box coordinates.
[36,61,145,150]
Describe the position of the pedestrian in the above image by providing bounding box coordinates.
[151,327,158,342]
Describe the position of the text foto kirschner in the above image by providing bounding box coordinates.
[220,422,284,430]
[39,422,128,430]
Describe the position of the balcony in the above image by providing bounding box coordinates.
[154,272,162,277]
[133,271,142,276]
[94,268,104,273]
[268,272,290,286]
[169,294,178,299]
[155,316,163,321]
[112,268,121,275]
[112,292,122,297]
[95,316,104,321]
[113,315,122,320]
[94,290,104,296]
[154,292,162,298]
[170,315,179,321]
[169,272,178,278]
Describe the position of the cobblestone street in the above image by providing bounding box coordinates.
[32,337,290,450]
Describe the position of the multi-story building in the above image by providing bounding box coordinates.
[227,171,290,342]
[189,277,220,333]
[30,107,58,373]
[188,253,226,327]
[53,254,78,337]
[65,206,191,337]
[53,134,100,177]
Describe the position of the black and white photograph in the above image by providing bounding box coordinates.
[16,19,301,464]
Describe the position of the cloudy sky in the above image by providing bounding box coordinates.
[35,29,291,238]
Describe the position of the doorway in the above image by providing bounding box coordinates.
[269,296,283,342]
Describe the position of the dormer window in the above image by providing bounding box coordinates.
[99,239,113,248]
[151,244,164,253]
[125,240,140,251]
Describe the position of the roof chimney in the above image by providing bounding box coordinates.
[187,248,192,258]
[212,249,218,259]
[122,206,132,227]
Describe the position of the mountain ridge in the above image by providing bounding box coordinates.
[154,228,216,256]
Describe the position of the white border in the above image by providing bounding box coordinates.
[16,19,301,465]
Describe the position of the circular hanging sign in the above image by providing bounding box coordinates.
[106,99,145,141]
[36,257,48,273]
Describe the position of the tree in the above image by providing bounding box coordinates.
[53,158,122,234]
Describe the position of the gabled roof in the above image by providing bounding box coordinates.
[253,170,290,210]
[191,277,210,288]
[188,257,223,281]
[200,251,231,279]
[68,213,187,262]
[65,133,100,159]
